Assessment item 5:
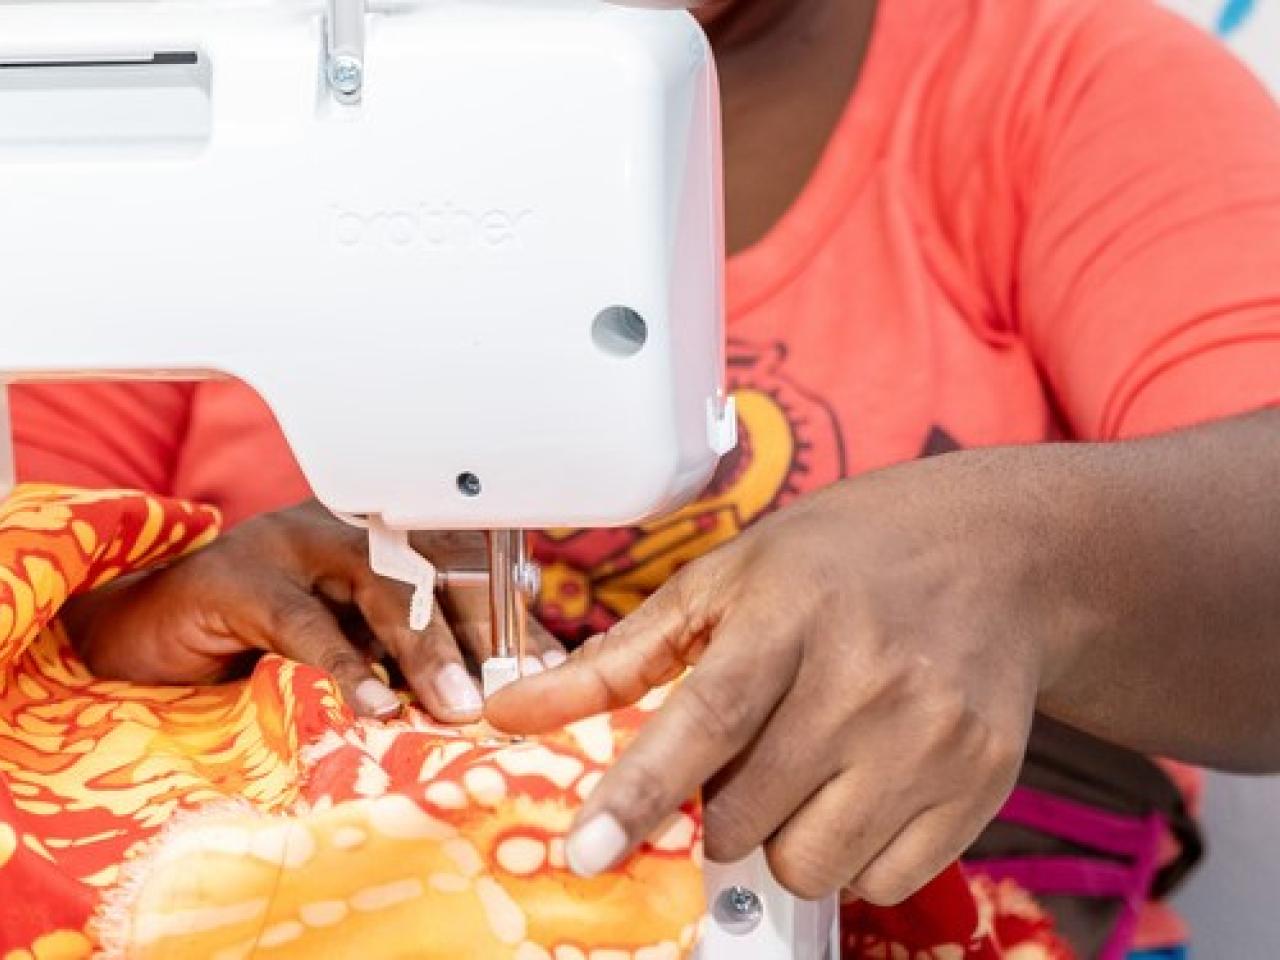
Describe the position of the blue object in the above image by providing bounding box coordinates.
[1217,0,1257,36]
[1128,948,1190,960]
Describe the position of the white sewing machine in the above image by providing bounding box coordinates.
[0,0,837,954]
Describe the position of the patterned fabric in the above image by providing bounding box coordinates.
[0,484,1072,958]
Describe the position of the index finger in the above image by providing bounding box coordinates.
[561,615,798,878]
[484,575,710,733]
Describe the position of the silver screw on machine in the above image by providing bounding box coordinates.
[325,0,366,103]
[327,54,364,98]
[713,885,764,936]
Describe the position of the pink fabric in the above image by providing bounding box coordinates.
[973,787,1170,959]
[999,787,1166,859]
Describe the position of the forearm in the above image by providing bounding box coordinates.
[492,407,1280,904]
[1008,408,1280,771]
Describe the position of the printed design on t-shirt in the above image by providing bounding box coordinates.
[921,426,962,457]
[533,339,847,641]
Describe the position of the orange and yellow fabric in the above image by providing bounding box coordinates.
[0,484,1069,959]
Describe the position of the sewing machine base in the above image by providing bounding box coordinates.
[699,849,840,959]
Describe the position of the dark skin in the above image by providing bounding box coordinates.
[63,0,1280,907]
[64,505,568,722]
[490,412,1280,903]
[694,0,877,253]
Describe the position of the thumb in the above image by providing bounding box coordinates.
[485,560,721,733]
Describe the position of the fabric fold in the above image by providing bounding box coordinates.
[0,485,1068,959]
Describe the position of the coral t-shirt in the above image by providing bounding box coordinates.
[12,0,1280,947]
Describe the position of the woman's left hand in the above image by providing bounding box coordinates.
[487,450,1070,904]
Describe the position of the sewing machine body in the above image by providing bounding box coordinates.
[0,0,732,529]
[0,0,835,954]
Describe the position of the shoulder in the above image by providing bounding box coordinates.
[893,0,1280,227]
[900,0,1267,162]
[883,0,1280,332]
[893,0,1272,149]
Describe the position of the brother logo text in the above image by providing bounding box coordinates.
[330,203,534,251]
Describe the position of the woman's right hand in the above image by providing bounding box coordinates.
[60,499,565,722]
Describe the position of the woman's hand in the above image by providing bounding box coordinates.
[62,499,565,722]
[487,450,1069,904]
[490,413,1280,903]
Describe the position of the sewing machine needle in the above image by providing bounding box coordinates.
[482,529,526,697]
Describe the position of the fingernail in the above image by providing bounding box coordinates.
[355,679,401,718]
[521,656,545,676]
[436,663,483,715]
[542,649,568,669]
[566,813,629,878]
